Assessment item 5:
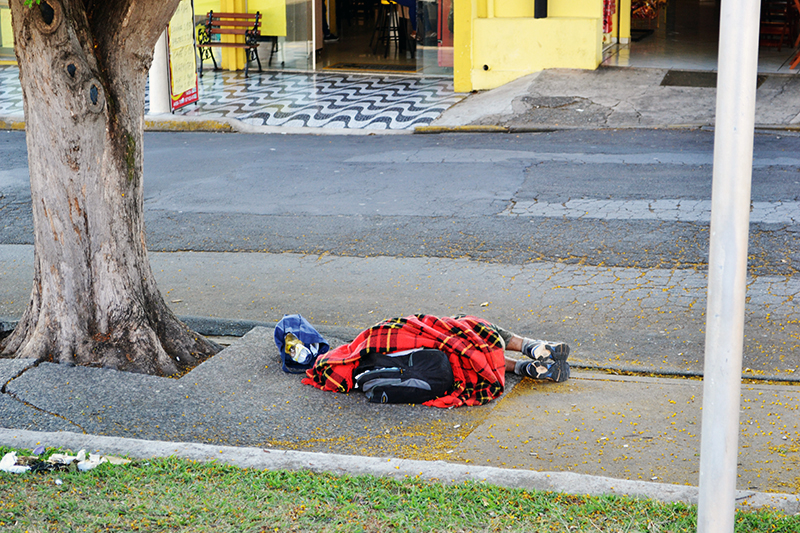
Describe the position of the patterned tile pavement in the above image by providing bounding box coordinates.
[0,66,23,116]
[0,66,462,131]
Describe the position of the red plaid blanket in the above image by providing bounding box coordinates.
[301,314,506,408]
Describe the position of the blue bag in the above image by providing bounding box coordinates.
[274,314,329,374]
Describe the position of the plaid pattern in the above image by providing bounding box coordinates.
[301,314,506,408]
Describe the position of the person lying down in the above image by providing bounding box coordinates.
[301,314,570,408]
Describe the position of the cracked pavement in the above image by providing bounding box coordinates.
[432,67,800,129]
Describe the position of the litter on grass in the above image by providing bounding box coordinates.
[1,447,131,474]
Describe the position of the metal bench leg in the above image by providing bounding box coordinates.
[254,47,262,73]
[268,37,277,67]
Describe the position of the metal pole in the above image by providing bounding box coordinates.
[696,0,760,531]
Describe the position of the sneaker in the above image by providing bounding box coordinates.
[521,359,570,383]
[324,33,339,42]
[522,339,570,362]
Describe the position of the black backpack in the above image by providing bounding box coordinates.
[354,349,454,404]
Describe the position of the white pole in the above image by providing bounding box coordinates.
[311,0,317,69]
[696,0,761,531]
[148,30,171,115]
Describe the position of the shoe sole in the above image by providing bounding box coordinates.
[530,342,570,361]
[546,360,570,383]
[548,343,570,361]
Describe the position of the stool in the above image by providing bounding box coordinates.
[370,0,408,57]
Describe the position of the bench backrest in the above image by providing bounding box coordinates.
[205,11,261,37]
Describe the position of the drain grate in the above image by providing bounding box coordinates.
[660,70,766,88]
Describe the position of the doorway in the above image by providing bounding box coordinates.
[316,0,454,76]
[603,0,800,73]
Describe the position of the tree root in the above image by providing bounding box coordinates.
[1,301,221,377]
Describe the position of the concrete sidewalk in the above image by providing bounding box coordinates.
[429,68,800,132]
[1,326,799,512]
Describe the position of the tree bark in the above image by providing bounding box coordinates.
[0,0,220,375]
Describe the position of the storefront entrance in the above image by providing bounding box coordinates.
[256,0,453,76]
[603,0,799,73]
[316,0,453,76]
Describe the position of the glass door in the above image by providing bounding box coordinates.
[259,0,316,70]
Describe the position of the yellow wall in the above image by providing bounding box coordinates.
[194,0,219,15]
[454,0,604,92]
[493,0,534,18]
[248,0,287,36]
[198,1,288,36]
[202,0,287,70]
[453,0,471,92]
[548,0,601,18]
[1,7,13,49]
[619,0,631,43]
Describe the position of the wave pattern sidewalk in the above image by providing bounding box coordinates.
[179,70,462,130]
[0,66,462,131]
[0,66,23,116]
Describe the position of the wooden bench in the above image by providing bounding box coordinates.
[196,11,262,77]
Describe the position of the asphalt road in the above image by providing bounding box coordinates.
[2,128,800,272]
[2,128,800,376]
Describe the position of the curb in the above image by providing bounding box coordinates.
[0,118,25,130]
[0,114,413,136]
[178,315,359,342]
[144,114,413,136]
[1,316,360,345]
[414,125,509,134]
[1,428,797,513]
[415,123,800,134]
[6,316,799,383]
[5,114,798,135]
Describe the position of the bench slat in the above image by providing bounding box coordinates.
[198,10,263,78]
[208,21,260,27]
[209,12,258,18]
[208,29,257,36]
[197,42,255,48]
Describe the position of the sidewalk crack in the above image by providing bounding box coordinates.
[1,361,87,433]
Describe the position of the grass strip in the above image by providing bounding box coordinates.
[0,446,797,532]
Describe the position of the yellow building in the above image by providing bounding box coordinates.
[0,0,632,92]
[191,0,628,91]
[1,1,15,64]
[455,0,631,91]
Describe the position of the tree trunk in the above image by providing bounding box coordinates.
[0,0,220,375]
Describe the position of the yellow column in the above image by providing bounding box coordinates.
[453,0,474,92]
[1,6,14,50]
[618,0,631,43]
[221,0,247,71]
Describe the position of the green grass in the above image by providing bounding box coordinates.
[0,446,797,532]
